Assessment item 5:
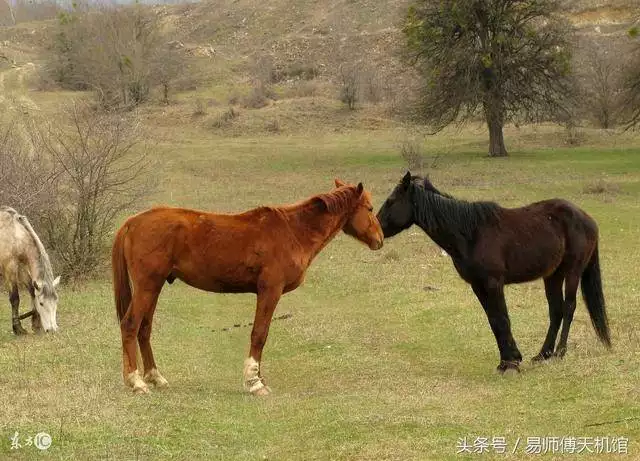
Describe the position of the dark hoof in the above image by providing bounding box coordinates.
[12,323,28,335]
[497,360,521,374]
[531,351,553,362]
[553,348,567,359]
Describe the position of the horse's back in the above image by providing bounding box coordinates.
[118,206,296,292]
[0,208,30,280]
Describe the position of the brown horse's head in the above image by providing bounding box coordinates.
[334,179,384,250]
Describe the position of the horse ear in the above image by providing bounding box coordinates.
[53,276,61,288]
[402,171,412,188]
[356,182,364,195]
[334,178,346,188]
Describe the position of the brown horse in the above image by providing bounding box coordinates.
[112,180,383,394]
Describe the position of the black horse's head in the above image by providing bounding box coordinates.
[376,171,417,238]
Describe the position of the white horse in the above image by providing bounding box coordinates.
[0,207,60,334]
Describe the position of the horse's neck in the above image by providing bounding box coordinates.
[413,190,466,258]
[284,204,348,262]
[23,244,45,283]
[17,217,52,283]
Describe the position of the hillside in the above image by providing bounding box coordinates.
[0,0,638,137]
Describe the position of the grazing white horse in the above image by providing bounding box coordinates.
[0,207,60,334]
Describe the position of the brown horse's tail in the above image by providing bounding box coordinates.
[112,225,131,322]
[581,243,611,348]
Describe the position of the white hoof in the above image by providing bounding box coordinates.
[144,368,169,388]
[126,370,150,394]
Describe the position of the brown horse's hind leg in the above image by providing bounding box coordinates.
[533,273,564,362]
[10,284,27,335]
[121,288,160,394]
[554,271,580,358]
[244,283,283,396]
[139,315,168,388]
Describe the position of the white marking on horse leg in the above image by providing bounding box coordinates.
[144,368,169,388]
[243,357,270,395]
[126,370,149,394]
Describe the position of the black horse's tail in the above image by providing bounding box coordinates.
[581,243,611,348]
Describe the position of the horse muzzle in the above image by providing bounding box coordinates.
[369,238,384,250]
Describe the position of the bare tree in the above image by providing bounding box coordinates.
[624,25,640,129]
[2,0,16,25]
[339,63,360,110]
[48,4,183,109]
[27,101,154,277]
[576,38,624,129]
[0,123,59,218]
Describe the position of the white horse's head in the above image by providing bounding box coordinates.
[33,276,61,332]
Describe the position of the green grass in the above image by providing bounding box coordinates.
[1,99,640,460]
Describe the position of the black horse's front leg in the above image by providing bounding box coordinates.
[473,280,522,373]
[10,284,28,335]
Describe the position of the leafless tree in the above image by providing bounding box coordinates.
[624,25,640,129]
[26,100,154,277]
[339,63,360,110]
[576,38,624,129]
[48,4,184,109]
[0,123,59,218]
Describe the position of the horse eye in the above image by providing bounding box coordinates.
[39,302,44,306]
[368,207,373,212]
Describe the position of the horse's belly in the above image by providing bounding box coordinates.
[173,269,258,294]
[504,244,564,284]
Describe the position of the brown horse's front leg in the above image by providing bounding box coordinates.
[244,283,283,396]
[10,284,27,335]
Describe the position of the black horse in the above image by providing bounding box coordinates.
[377,172,611,372]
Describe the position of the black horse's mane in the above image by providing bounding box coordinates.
[411,176,501,241]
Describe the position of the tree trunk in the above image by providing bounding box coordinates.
[6,1,16,25]
[484,100,508,157]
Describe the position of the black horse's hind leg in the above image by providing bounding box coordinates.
[532,273,564,361]
[10,284,27,335]
[554,272,580,358]
[472,280,522,372]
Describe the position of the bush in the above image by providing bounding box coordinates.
[339,63,360,110]
[193,98,207,117]
[47,4,184,110]
[24,100,153,278]
[242,84,270,109]
[212,107,239,129]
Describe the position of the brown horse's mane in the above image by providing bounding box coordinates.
[280,186,360,215]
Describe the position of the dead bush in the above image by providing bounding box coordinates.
[583,179,620,195]
[265,118,281,133]
[212,107,239,129]
[26,100,153,278]
[193,98,207,117]
[242,84,270,109]
[339,63,360,110]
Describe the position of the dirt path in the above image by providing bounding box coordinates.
[0,61,40,154]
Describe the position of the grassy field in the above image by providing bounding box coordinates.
[1,114,639,460]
